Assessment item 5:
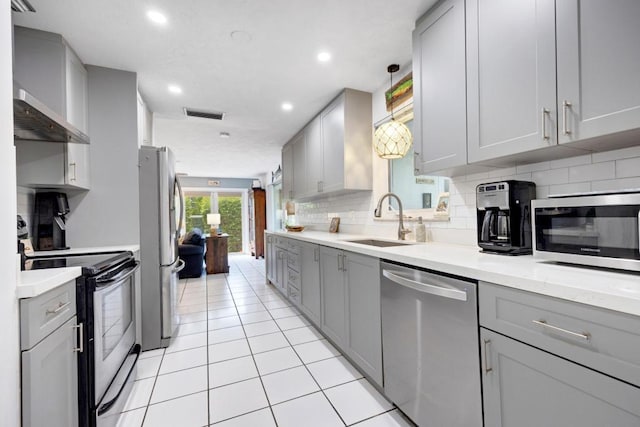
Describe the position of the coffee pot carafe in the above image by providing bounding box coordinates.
[33,192,70,250]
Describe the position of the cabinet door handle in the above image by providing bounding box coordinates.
[562,100,572,135]
[483,339,493,374]
[69,162,77,181]
[73,323,84,353]
[532,319,591,342]
[541,108,550,141]
[337,254,343,271]
[342,255,347,271]
[46,300,71,315]
[314,247,319,262]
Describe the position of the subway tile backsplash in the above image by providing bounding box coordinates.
[294,145,640,246]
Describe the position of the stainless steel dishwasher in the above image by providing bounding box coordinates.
[380,261,483,427]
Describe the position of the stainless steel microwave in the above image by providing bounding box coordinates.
[532,192,640,271]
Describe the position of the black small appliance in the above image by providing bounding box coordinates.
[477,180,536,255]
[33,191,70,250]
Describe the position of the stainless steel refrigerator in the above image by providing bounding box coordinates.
[139,146,185,350]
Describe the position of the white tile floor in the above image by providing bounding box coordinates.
[117,254,414,427]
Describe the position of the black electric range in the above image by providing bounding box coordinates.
[26,251,141,427]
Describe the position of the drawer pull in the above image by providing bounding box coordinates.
[46,301,71,315]
[483,339,493,374]
[532,319,591,342]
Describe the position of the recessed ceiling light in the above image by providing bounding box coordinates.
[282,102,293,111]
[168,85,182,94]
[317,51,331,62]
[147,10,167,25]
[220,132,230,138]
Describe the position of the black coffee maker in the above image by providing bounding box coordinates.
[477,181,536,255]
[33,192,70,250]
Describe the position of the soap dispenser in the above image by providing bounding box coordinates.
[415,216,426,242]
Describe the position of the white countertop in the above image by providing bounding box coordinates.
[17,267,82,299]
[18,244,140,299]
[31,244,140,257]
[268,230,640,317]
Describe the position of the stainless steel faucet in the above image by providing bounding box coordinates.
[374,193,412,240]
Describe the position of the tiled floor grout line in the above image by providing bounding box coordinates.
[226,261,282,427]
[271,313,349,426]
[204,274,213,426]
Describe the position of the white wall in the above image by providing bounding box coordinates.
[2,3,21,424]
[66,66,140,247]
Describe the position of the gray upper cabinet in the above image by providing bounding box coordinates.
[466,0,558,163]
[282,144,294,200]
[281,88,372,200]
[17,140,91,190]
[305,116,323,195]
[413,0,468,175]
[14,26,89,134]
[291,131,307,199]
[481,328,640,427]
[299,241,321,326]
[320,95,346,193]
[14,27,91,190]
[344,252,382,386]
[556,0,640,146]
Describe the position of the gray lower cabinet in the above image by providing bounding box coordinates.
[344,253,382,386]
[319,246,347,348]
[20,279,80,427]
[481,328,640,426]
[274,245,288,293]
[319,247,383,386]
[265,235,275,284]
[22,316,79,427]
[299,241,321,325]
[480,282,640,426]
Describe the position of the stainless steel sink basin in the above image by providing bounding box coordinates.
[345,239,411,247]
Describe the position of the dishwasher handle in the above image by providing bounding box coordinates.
[382,269,468,301]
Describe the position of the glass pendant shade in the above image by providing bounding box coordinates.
[374,119,413,159]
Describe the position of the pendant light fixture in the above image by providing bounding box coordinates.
[373,64,413,159]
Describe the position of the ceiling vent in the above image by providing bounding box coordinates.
[11,0,35,12]
[183,108,225,121]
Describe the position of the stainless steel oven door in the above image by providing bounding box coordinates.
[93,262,139,404]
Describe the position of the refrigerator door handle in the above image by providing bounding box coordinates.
[172,258,185,273]
[175,177,184,240]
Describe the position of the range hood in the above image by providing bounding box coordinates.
[13,83,89,144]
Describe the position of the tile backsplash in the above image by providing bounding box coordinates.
[295,145,640,246]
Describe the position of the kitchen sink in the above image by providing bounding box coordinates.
[345,239,412,247]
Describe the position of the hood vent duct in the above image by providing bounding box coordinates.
[11,0,35,12]
[184,108,225,121]
[14,84,90,144]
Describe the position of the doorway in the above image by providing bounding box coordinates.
[183,189,248,254]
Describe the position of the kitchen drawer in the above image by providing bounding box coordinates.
[287,252,300,272]
[287,285,301,305]
[275,236,288,250]
[287,240,300,255]
[20,279,76,350]
[287,267,301,290]
[479,281,640,387]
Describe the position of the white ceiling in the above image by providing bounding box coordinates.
[13,0,436,179]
